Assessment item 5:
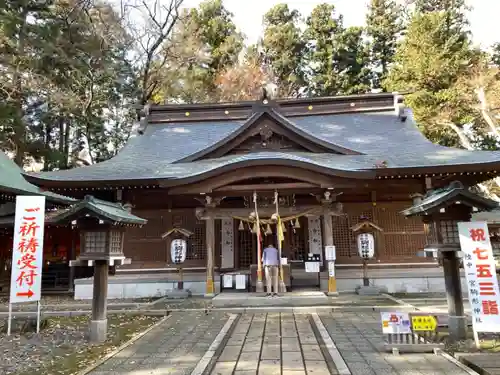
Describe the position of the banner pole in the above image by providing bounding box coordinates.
[7,302,12,336]
[274,191,286,293]
[36,300,41,333]
[254,192,264,293]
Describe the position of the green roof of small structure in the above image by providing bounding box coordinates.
[0,195,147,227]
[401,181,499,217]
[49,195,147,226]
[0,151,75,204]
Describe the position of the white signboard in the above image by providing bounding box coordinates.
[458,221,500,333]
[10,196,46,304]
[325,246,336,261]
[223,274,233,288]
[380,312,412,334]
[305,262,320,273]
[328,262,335,277]
[357,233,375,259]
[235,274,246,290]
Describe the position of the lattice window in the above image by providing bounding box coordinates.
[425,223,438,246]
[440,220,459,244]
[332,215,351,258]
[109,231,122,254]
[84,232,106,253]
[287,217,307,261]
[186,218,206,260]
[238,225,255,268]
[384,233,426,258]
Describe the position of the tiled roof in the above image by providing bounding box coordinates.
[54,195,147,225]
[401,182,499,216]
[26,110,500,183]
[0,195,147,227]
[0,151,76,203]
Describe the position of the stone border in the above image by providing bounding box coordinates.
[77,314,172,375]
[190,313,238,375]
[0,305,410,317]
[381,293,416,308]
[434,349,480,375]
[311,313,351,375]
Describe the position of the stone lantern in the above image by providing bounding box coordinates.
[402,181,497,342]
[65,196,147,342]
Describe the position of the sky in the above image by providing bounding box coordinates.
[181,0,499,49]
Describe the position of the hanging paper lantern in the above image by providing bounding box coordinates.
[238,220,244,231]
[294,218,301,229]
[265,224,272,235]
[357,233,375,259]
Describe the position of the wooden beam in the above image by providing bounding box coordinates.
[195,204,343,220]
[213,182,318,192]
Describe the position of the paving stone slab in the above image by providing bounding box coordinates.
[211,361,237,375]
[282,351,305,370]
[258,359,281,375]
[219,345,243,362]
[305,360,330,375]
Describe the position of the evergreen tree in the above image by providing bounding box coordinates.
[365,0,403,89]
[303,3,343,96]
[261,4,306,98]
[336,27,372,95]
[385,11,477,146]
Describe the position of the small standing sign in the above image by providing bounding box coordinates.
[380,312,412,334]
[8,196,46,335]
[458,221,500,346]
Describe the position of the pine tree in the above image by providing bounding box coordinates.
[385,11,476,146]
[261,4,306,98]
[365,0,403,89]
[303,3,343,96]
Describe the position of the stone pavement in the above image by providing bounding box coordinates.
[87,310,478,375]
[211,312,336,375]
[87,311,230,375]
[319,311,473,375]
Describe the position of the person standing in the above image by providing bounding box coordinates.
[262,242,279,297]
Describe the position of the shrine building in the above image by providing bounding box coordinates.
[22,92,500,298]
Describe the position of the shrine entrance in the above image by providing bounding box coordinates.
[233,215,320,291]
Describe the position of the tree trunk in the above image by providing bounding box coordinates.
[12,8,29,167]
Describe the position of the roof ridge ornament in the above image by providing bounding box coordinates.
[393,92,407,122]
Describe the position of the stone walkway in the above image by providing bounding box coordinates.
[87,310,477,375]
[211,312,335,375]
[88,311,230,375]
[319,311,472,375]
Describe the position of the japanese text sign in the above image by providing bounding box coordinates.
[9,196,46,304]
[380,312,411,334]
[458,221,500,333]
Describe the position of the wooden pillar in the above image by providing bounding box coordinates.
[322,207,338,296]
[67,227,76,292]
[90,260,108,342]
[205,214,215,296]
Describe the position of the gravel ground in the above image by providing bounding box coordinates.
[0,295,159,312]
[0,313,161,375]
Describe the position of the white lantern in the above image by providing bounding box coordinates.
[170,239,187,264]
[357,233,375,259]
